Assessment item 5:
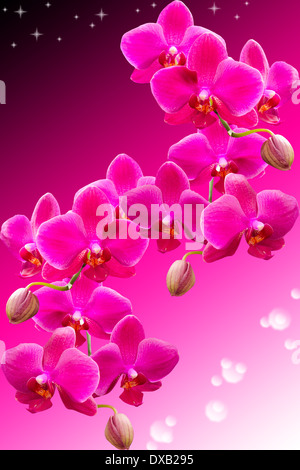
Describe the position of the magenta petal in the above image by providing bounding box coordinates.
[134,338,179,382]
[120,388,144,407]
[72,186,114,240]
[131,60,162,83]
[156,161,190,205]
[70,275,98,309]
[151,66,198,113]
[43,327,76,372]
[103,219,149,266]
[31,193,61,239]
[36,212,88,269]
[84,264,109,282]
[187,33,227,86]
[267,61,299,106]
[111,315,145,365]
[121,23,167,69]
[15,391,53,413]
[202,235,242,263]
[180,25,216,54]
[256,190,299,239]
[168,132,216,180]
[157,1,193,45]
[201,194,249,249]
[179,188,208,241]
[1,344,44,393]
[58,388,98,416]
[86,286,132,335]
[164,103,196,125]
[224,174,258,219]
[213,59,264,116]
[52,348,99,403]
[240,39,269,84]
[107,154,143,196]
[34,284,73,332]
[247,238,285,260]
[105,257,136,278]
[41,250,89,282]
[156,238,181,253]
[74,179,119,208]
[120,184,163,228]
[217,99,258,128]
[92,343,124,396]
[1,215,33,259]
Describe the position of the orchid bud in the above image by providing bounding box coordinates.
[105,412,134,450]
[261,134,294,170]
[166,259,195,297]
[6,288,39,324]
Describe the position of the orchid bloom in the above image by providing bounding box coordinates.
[120,161,208,253]
[0,193,60,278]
[74,154,155,217]
[92,315,179,407]
[121,0,213,84]
[200,173,299,262]
[168,121,267,193]
[34,275,132,346]
[1,327,100,415]
[36,185,149,282]
[240,39,299,124]
[151,32,264,129]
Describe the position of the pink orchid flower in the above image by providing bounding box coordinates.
[34,275,132,346]
[92,315,179,407]
[200,173,299,261]
[151,32,264,129]
[240,39,299,124]
[120,161,208,253]
[74,154,155,215]
[121,0,213,84]
[168,121,267,193]
[1,327,100,415]
[0,193,60,278]
[36,185,149,282]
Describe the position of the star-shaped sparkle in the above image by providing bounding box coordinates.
[15,6,27,18]
[31,28,43,41]
[209,3,220,14]
[95,9,108,21]
[234,14,240,20]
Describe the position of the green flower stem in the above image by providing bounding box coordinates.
[214,110,274,138]
[25,259,89,291]
[209,178,214,203]
[182,251,203,261]
[86,331,92,356]
[97,404,118,415]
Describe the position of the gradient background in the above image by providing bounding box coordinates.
[1,0,300,450]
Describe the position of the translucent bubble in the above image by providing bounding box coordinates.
[220,358,247,384]
[205,400,228,422]
[260,316,270,328]
[211,375,223,387]
[291,288,300,300]
[147,441,158,450]
[284,339,297,350]
[165,416,177,427]
[150,421,174,443]
[268,308,291,331]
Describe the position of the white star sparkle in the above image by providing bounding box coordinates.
[31,28,43,41]
[95,9,108,21]
[15,6,27,18]
[209,3,220,14]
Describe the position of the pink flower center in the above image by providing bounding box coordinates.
[86,245,112,268]
[62,310,89,333]
[258,90,280,114]
[27,374,54,399]
[211,159,239,179]
[158,47,186,68]
[121,371,146,390]
[189,91,216,115]
[19,243,43,267]
[245,222,273,246]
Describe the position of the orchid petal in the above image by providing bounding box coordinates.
[0,215,33,259]
[201,194,249,249]
[224,174,258,219]
[92,343,124,396]
[151,66,198,113]
[36,212,88,270]
[256,190,299,239]
[267,61,299,106]
[155,161,190,205]
[135,338,179,381]
[240,39,269,84]
[31,193,61,239]
[157,0,193,45]
[213,59,264,116]
[107,154,143,196]
[43,327,76,372]
[111,315,145,366]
